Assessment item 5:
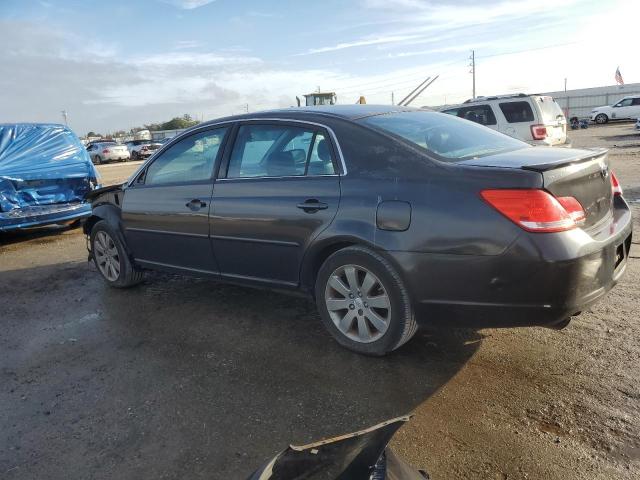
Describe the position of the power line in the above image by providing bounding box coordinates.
[332,70,432,94]
[476,41,577,59]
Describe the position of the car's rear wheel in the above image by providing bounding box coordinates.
[90,220,143,288]
[94,155,103,164]
[595,113,608,124]
[315,246,417,355]
[132,151,138,160]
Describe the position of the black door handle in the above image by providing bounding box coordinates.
[297,199,328,213]
[186,199,207,211]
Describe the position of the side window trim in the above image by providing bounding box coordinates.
[303,131,318,176]
[217,120,339,180]
[133,126,230,188]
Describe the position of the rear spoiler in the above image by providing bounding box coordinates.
[521,148,607,172]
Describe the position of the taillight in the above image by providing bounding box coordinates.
[556,196,586,225]
[530,124,547,140]
[141,146,148,151]
[102,149,110,153]
[611,171,623,196]
[481,189,585,233]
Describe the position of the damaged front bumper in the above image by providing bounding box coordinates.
[248,416,428,479]
[0,202,91,231]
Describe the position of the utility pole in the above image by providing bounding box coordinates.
[564,78,567,92]
[469,50,476,100]
[61,110,68,126]
[391,91,395,105]
[245,103,249,113]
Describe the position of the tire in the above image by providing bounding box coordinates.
[595,113,608,124]
[95,155,103,165]
[90,220,143,288]
[132,151,138,160]
[315,246,417,356]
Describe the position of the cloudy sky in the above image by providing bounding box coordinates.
[0,0,636,135]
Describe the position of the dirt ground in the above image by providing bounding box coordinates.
[1,124,639,479]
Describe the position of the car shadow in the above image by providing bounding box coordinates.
[598,133,640,144]
[0,222,81,247]
[1,264,482,479]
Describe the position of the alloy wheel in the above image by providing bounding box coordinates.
[94,230,121,282]
[324,264,391,343]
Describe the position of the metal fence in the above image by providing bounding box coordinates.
[543,84,640,120]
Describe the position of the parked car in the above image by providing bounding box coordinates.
[124,140,162,160]
[440,94,568,146]
[590,95,640,124]
[84,106,632,355]
[87,141,130,164]
[0,123,98,231]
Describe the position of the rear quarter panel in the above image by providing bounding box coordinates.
[315,119,543,256]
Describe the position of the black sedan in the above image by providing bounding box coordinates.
[84,105,632,355]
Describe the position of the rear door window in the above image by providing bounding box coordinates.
[442,105,497,126]
[226,124,333,178]
[499,101,535,123]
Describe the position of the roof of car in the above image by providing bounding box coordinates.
[198,105,421,127]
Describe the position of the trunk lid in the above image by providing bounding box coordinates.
[107,145,129,154]
[460,147,613,229]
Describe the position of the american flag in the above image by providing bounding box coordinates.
[615,67,624,86]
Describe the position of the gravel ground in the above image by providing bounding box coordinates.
[0,124,638,479]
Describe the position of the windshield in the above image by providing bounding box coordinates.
[360,111,527,161]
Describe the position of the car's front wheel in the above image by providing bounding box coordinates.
[595,113,608,124]
[90,221,143,288]
[315,246,417,355]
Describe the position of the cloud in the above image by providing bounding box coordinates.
[159,0,216,10]
[297,33,425,55]
[300,0,581,55]
[0,20,343,133]
[134,52,262,67]
[173,40,202,50]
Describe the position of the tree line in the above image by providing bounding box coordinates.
[87,114,200,138]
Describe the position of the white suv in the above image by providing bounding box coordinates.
[590,96,640,124]
[440,94,568,146]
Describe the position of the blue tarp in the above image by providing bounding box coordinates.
[0,123,98,216]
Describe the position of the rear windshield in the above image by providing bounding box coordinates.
[534,96,565,122]
[499,101,534,123]
[359,111,527,161]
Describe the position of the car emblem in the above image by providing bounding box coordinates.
[600,163,609,180]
